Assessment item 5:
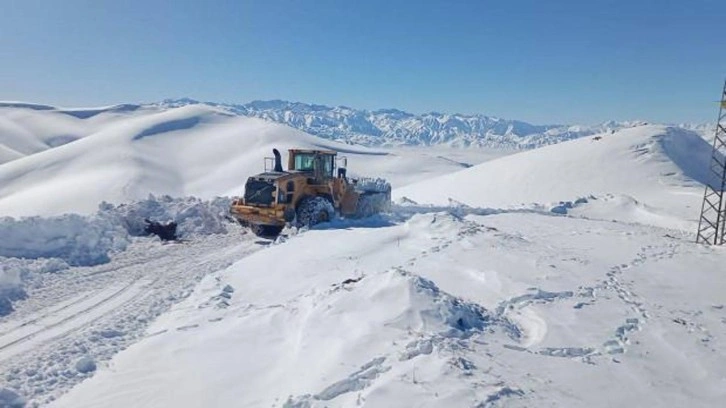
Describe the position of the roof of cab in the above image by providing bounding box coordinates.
[288,149,337,155]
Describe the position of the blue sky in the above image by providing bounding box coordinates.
[1,0,724,124]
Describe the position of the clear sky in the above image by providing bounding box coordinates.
[1,0,724,124]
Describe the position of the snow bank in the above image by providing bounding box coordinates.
[0,195,232,266]
[0,195,235,316]
[0,214,129,266]
[99,195,232,238]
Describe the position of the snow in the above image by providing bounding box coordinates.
[0,196,240,319]
[47,212,726,408]
[74,357,96,374]
[0,102,144,165]
[396,125,712,230]
[157,98,657,149]
[0,223,261,405]
[0,214,129,266]
[0,103,502,217]
[0,387,25,408]
[0,101,724,407]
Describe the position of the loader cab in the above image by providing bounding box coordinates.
[288,149,336,182]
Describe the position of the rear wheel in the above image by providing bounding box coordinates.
[296,196,335,228]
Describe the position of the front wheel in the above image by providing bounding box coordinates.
[296,196,335,228]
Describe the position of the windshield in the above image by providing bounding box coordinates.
[293,153,334,177]
[294,154,315,171]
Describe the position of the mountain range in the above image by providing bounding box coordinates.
[155,98,663,149]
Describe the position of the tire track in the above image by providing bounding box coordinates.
[0,277,150,361]
[1,232,264,406]
[0,247,173,338]
[0,291,97,337]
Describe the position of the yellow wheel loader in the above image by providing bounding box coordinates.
[229,148,391,237]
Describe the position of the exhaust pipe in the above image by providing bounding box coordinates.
[273,148,283,172]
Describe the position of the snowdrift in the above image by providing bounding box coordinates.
[396,125,714,230]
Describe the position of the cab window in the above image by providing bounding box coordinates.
[294,154,315,171]
[321,155,333,177]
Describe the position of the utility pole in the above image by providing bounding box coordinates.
[696,79,726,245]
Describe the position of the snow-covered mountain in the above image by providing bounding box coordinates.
[1,100,725,408]
[156,98,651,148]
[1,99,707,161]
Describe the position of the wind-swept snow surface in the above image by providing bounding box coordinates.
[49,211,726,408]
[397,125,712,230]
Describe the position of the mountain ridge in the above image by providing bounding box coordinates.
[1,98,712,151]
[155,98,659,149]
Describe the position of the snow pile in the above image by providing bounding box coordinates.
[0,212,127,316]
[0,214,129,266]
[549,197,591,214]
[0,195,233,267]
[0,272,25,316]
[0,196,235,316]
[99,195,232,238]
[401,270,492,336]
[75,356,97,374]
[352,177,391,193]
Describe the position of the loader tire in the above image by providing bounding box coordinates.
[296,196,335,228]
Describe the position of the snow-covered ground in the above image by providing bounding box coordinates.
[1,102,724,407]
[48,211,726,408]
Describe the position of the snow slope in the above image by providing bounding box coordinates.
[397,125,715,231]
[0,103,506,217]
[0,102,144,165]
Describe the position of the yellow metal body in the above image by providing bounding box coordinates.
[229,149,362,228]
